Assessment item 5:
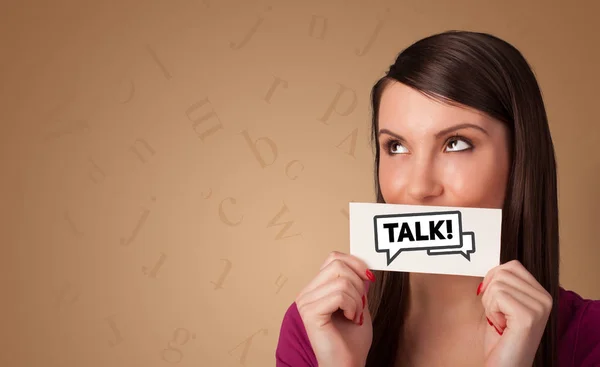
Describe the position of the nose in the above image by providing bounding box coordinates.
[406,157,443,203]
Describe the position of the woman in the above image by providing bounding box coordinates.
[275,31,600,366]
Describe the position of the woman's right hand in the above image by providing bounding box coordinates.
[295,251,375,367]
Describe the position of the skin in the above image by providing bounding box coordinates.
[295,81,552,367]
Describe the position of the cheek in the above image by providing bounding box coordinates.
[378,157,406,200]
[442,155,508,208]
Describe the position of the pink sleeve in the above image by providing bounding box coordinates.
[275,302,318,367]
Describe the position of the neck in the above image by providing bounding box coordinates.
[398,273,488,366]
[406,272,485,325]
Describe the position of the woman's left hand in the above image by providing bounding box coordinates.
[479,260,553,367]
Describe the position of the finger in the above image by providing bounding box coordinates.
[299,289,360,327]
[481,279,538,332]
[483,287,537,333]
[298,258,366,300]
[486,313,506,335]
[482,281,542,317]
[297,277,364,323]
[481,271,550,310]
[319,251,375,283]
[502,260,548,294]
[481,260,546,295]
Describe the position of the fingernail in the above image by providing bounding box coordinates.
[366,269,376,282]
[362,294,366,309]
[487,317,503,335]
[359,312,364,326]
[476,282,483,296]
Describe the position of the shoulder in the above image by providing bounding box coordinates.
[558,287,600,365]
[275,301,318,367]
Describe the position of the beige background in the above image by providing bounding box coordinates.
[2,0,599,366]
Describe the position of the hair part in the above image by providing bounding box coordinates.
[366,30,559,367]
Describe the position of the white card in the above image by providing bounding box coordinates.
[349,202,502,277]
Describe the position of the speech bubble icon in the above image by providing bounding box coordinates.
[426,231,475,260]
[373,210,476,265]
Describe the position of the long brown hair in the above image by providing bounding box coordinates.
[365,30,559,366]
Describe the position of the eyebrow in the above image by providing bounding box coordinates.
[378,123,489,140]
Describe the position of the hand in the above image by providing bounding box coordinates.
[478,260,553,367]
[295,251,375,367]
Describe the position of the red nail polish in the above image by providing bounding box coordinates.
[487,317,503,335]
[476,282,483,295]
[362,295,366,308]
[366,269,376,282]
[359,312,364,326]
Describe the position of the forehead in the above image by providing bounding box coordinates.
[378,81,492,132]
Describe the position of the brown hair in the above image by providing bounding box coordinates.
[366,30,559,366]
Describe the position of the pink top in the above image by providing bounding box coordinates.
[276,287,600,366]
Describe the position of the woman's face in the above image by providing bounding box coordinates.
[377,81,511,209]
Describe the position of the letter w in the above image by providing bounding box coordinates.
[267,204,302,240]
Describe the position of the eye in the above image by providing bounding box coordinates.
[445,137,472,152]
[386,140,409,154]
